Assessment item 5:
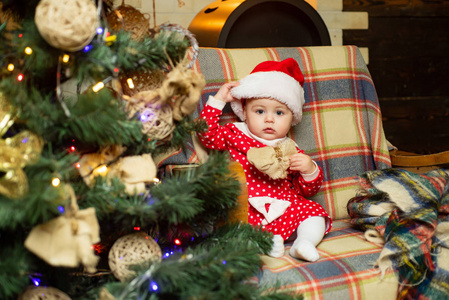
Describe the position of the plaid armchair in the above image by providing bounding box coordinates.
[162,46,399,299]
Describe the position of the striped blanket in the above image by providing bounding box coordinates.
[347,168,449,299]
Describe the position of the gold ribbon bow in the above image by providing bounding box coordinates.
[247,139,298,180]
[24,185,100,273]
[0,92,44,199]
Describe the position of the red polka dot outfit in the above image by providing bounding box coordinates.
[199,100,332,240]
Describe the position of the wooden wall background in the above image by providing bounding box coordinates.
[343,0,449,154]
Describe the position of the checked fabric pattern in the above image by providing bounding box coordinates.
[185,46,391,221]
[253,220,398,299]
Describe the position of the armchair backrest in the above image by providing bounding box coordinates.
[188,46,391,220]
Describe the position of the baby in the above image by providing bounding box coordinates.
[198,58,332,261]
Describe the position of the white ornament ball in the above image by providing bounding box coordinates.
[35,0,99,52]
[108,232,162,281]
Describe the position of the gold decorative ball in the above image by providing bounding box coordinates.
[108,232,162,282]
[106,3,150,41]
[35,0,98,51]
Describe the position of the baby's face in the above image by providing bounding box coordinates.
[243,98,293,140]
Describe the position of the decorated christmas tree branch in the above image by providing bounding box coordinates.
[102,223,299,300]
[77,152,239,232]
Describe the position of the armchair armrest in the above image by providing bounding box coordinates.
[389,149,449,172]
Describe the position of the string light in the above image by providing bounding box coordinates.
[93,165,108,176]
[24,47,33,55]
[75,162,81,169]
[96,27,104,35]
[133,227,141,231]
[92,82,104,92]
[7,64,14,71]
[126,78,134,89]
[104,35,116,46]
[52,177,61,187]
[29,275,41,287]
[174,239,181,246]
[17,74,24,81]
[83,45,93,53]
[150,281,159,291]
[62,54,70,63]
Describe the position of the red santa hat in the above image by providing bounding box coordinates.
[230,58,305,125]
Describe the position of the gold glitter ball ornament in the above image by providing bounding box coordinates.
[108,232,162,281]
[35,0,99,51]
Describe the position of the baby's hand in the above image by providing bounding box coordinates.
[289,152,316,174]
[214,81,240,103]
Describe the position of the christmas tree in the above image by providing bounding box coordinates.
[0,0,300,299]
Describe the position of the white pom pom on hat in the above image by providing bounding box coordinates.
[230,58,305,125]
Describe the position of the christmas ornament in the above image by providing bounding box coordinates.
[0,93,44,199]
[247,139,299,179]
[119,69,166,97]
[24,185,100,273]
[35,0,99,51]
[0,2,21,41]
[19,286,71,300]
[106,1,150,41]
[125,90,175,140]
[108,232,162,281]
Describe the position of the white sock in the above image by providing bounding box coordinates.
[268,234,285,258]
[289,216,326,262]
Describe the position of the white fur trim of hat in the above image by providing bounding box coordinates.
[230,58,305,125]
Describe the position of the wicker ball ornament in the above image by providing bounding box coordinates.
[35,0,98,51]
[108,232,162,281]
[125,90,175,140]
[19,286,71,300]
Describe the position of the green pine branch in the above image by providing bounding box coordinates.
[0,243,34,300]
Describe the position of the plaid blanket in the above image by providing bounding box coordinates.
[347,168,449,299]
[162,46,391,221]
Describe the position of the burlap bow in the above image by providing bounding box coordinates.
[24,185,100,273]
[247,139,299,180]
[108,153,156,195]
[160,59,205,121]
[78,146,157,195]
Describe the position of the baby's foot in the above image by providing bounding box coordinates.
[289,239,320,262]
[268,235,285,258]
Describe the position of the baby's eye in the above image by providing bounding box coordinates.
[256,109,264,114]
[276,111,284,116]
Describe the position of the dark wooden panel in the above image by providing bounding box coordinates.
[343,1,449,154]
[344,0,449,17]
[381,98,449,154]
